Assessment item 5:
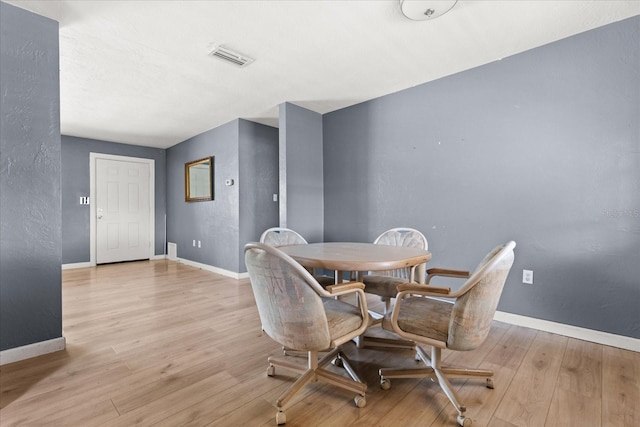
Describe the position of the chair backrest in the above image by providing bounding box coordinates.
[447,241,516,351]
[260,227,308,247]
[244,242,332,351]
[373,227,428,279]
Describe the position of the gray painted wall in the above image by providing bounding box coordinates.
[166,120,241,271]
[166,119,279,273]
[323,16,640,339]
[279,103,324,242]
[61,136,167,264]
[238,120,279,270]
[0,2,62,351]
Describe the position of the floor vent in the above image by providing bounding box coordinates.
[209,46,254,67]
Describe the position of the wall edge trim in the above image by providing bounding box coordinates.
[175,257,248,280]
[61,262,92,270]
[63,257,165,270]
[494,311,639,352]
[0,337,66,366]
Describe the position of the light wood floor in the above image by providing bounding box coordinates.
[1,260,638,426]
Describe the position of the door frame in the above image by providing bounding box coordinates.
[89,152,155,266]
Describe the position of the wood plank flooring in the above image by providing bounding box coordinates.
[1,260,638,426]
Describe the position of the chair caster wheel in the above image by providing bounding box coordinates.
[267,365,275,377]
[354,395,366,408]
[276,410,286,425]
[380,378,391,390]
[486,378,494,389]
[332,357,343,367]
[457,415,472,426]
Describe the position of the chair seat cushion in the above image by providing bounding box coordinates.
[363,275,408,298]
[323,298,364,342]
[382,297,451,343]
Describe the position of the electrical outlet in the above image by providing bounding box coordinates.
[523,269,533,284]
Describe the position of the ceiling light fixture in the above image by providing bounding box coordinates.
[400,0,458,21]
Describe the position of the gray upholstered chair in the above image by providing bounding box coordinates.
[260,227,335,286]
[363,227,429,314]
[378,241,516,427]
[245,242,370,425]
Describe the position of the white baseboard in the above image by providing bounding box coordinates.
[0,337,66,366]
[175,257,248,280]
[63,256,167,270]
[494,311,640,353]
[61,262,92,270]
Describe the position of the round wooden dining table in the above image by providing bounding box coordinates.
[279,242,431,283]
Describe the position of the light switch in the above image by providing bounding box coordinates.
[79,196,90,205]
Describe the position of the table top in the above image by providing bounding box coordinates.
[279,242,431,272]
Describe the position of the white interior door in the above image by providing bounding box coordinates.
[95,158,151,264]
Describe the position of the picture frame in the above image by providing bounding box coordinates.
[185,156,213,202]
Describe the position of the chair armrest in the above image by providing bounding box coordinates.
[325,282,370,326]
[325,281,365,296]
[425,268,470,284]
[396,283,451,295]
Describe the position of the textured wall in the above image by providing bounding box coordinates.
[166,119,279,273]
[0,2,62,350]
[238,120,279,270]
[279,103,324,242]
[166,120,240,271]
[61,135,167,263]
[323,16,640,338]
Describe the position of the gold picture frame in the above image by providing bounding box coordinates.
[185,156,213,202]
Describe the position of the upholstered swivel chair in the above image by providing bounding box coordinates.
[378,241,516,427]
[260,227,334,286]
[245,243,370,425]
[363,227,429,314]
[260,227,308,247]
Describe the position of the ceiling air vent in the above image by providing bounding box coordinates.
[209,46,254,67]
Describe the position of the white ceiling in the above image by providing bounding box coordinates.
[5,0,640,149]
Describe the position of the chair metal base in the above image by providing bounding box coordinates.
[355,309,416,350]
[267,347,367,425]
[379,345,493,427]
[355,333,416,350]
